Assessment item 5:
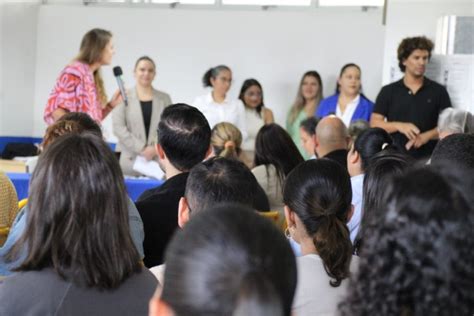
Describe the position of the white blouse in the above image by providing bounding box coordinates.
[192,92,247,140]
[336,94,360,127]
[242,107,265,151]
[293,254,359,316]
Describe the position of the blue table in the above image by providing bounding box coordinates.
[7,173,163,202]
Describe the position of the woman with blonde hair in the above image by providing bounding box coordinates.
[286,71,323,159]
[44,28,122,124]
[210,122,243,160]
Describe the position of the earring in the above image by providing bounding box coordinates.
[285,227,291,238]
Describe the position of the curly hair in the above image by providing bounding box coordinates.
[40,112,102,152]
[397,36,434,72]
[340,164,474,315]
[40,120,83,151]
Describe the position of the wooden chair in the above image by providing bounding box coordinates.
[259,211,287,231]
[0,198,27,246]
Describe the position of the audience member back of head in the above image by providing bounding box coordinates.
[0,133,157,316]
[353,150,412,255]
[149,204,297,316]
[181,157,270,221]
[431,133,474,169]
[135,103,211,267]
[283,159,357,316]
[315,116,350,169]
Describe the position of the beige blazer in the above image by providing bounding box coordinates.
[112,87,172,176]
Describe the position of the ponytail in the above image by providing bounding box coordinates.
[283,160,353,288]
[219,140,240,159]
[233,272,284,316]
[313,214,352,287]
[354,127,394,170]
[202,65,231,88]
[211,122,242,160]
[202,67,214,87]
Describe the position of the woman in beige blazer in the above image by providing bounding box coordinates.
[112,56,172,176]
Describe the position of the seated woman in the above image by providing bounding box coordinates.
[299,116,319,159]
[317,63,374,127]
[192,65,246,138]
[283,159,358,316]
[346,127,395,242]
[210,122,243,160]
[341,164,474,315]
[352,150,411,255]
[0,113,145,277]
[149,204,297,316]
[252,124,304,216]
[286,71,323,159]
[437,107,473,140]
[239,79,274,166]
[112,56,172,176]
[0,134,157,315]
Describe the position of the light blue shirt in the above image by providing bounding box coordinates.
[348,174,364,243]
[0,207,27,275]
[288,237,302,257]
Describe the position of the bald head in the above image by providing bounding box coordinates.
[315,116,349,157]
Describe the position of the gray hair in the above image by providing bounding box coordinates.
[438,108,473,134]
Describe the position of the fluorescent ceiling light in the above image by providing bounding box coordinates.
[319,0,383,6]
[223,0,311,6]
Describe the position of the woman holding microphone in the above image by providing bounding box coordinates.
[44,28,122,124]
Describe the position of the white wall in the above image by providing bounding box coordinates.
[382,0,474,84]
[30,5,385,140]
[2,1,472,139]
[0,3,39,136]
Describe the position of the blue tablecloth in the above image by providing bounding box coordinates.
[7,173,163,202]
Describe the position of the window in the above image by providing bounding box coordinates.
[319,0,383,6]
[222,0,311,6]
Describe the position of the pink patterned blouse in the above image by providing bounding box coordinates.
[44,61,104,125]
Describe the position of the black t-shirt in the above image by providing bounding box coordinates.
[374,77,451,159]
[140,100,153,142]
[136,172,189,267]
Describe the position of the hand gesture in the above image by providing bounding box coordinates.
[405,131,431,150]
[396,122,420,140]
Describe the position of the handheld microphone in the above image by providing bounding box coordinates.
[113,66,128,106]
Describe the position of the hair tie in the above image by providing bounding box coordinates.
[381,143,389,150]
[224,141,235,149]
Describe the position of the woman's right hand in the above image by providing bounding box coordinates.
[108,89,124,109]
[141,146,156,161]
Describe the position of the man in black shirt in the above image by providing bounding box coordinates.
[136,103,212,267]
[371,36,451,159]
